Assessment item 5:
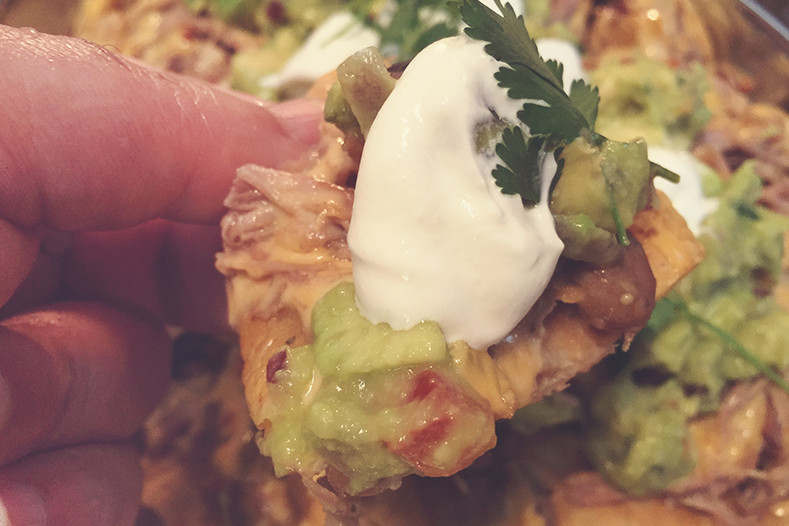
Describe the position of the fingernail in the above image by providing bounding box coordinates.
[267,97,324,126]
[266,98,325,144]
[0,484,46,526]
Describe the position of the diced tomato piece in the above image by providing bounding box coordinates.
[266,349,288,383]
[387,368,496,477]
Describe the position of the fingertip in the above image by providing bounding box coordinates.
[265,97,326,145]
[1,27,326,229]
[0,303,172,464]
[0,444,142,526]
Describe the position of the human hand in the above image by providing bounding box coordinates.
[0,24,324,526]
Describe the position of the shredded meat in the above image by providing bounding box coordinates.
[216,163,354,328]
[693,76,789,216]
[530,378,789,526]
[220,164,353,266]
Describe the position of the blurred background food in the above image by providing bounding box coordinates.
[3,1,789,525]
[2,0,788,105]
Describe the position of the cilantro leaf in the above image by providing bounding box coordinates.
[492,127,545,207]
[356,0,462,60]
[459,0,685,253]
[460,0,557,90]
[461,0,634,244]
[569,79,599,130]
[460,0,599,142]
[494,66,585,143]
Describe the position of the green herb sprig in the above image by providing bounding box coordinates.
[660,297,789,396]
[459,0,643,244]
[492,128,545,206]
[462,0,598,141]
[461,0,599,138]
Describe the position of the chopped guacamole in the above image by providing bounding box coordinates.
[590,53,710,149]
[509,163,789,495]
[312,282,447,374]
[261,282,495,495]
[583,163,789,494]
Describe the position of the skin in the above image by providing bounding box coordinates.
[0,24,324,525]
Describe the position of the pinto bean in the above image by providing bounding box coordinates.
[560,236,656,334]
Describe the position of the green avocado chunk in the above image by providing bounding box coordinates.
[587,378,699,495]
[312,281,448,375]
[585,162,789,494]
[261,283,494,495]
[550,136,652,262]
[325,47,397,139]
[261,344,414,495]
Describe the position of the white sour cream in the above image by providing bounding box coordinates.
[348,36,564,350]
[650,147,718,235]
[262,0,539,93]
[260,11,379,92]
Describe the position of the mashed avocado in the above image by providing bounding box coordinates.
[312,282,447,374]
[261,282,494,495]
[584,162,789,494]
[590,53,710,149]
[262,338,415,494]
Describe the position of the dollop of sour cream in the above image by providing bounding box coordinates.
[650,146,718,235]
[260,11,379,92]
[348,36,564,350]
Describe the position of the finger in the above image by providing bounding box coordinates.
[0,443,142,526]
[0,302,171,465]
[3,220,228,334]
[0,221,39,308]
[64,220,228,333]
[0,25,325,231]
[0,228,70,320]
